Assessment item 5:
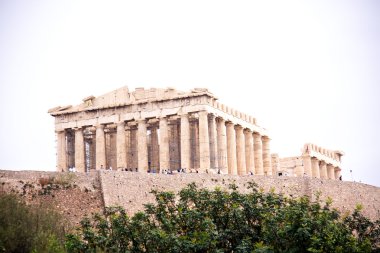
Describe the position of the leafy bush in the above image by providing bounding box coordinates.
[0,193,67,253]
[66,182,380,253]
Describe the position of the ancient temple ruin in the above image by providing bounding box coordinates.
[279,144,343,179]
[48,86,342,179]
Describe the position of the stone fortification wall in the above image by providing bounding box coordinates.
[1,170,379,223]
[100,171,380,220]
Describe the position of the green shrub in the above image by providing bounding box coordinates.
[66,182,380,253]
[0,193,67,253]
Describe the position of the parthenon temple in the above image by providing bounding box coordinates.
[49,86,343,179]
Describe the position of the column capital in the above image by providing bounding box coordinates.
[157,115,169,121]
[159,116,168,123]
[253,131,261,137]
[147,118,159,124]
[168,115,180,121]
[96,124,105,129]
[216,117,226,123]
[179,113,189,118]
[136,118,146,124]
[226,121,235,127]
[311,157,319,161]
[244,128,252,134]
[207,113,217,119]
[234,124,243,130]
[198,110,209,116]
[127,121,137,127]
[117,121,125,127]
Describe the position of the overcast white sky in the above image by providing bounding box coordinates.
[1,0,379,186]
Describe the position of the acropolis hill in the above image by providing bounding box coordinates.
[3,86,378,226]
[1,170,380,226]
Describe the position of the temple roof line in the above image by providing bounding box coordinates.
[48,86,216,116]
[48,86,263,133]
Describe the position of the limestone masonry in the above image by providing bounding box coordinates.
[1,171,379,222]
[48,86,343,179]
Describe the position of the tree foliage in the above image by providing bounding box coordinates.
[66,182,380,253]
[0,193,67,253]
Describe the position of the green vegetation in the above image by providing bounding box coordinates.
[0,193,67,253]
[37,173,77,196]
[1,182,379,252]
[66,182,380,253]
[53,173,77,187]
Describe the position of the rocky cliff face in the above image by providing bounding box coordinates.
[0,170,103,226]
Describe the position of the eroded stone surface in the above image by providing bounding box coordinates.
[98,171,379,220]
[1,170,379,222]
[0,170,103,226]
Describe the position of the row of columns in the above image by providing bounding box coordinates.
[302,155,341,180]
[56,111,272,175]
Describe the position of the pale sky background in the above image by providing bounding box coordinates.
[1,1,379,186]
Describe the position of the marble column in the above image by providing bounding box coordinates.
[302,155,312,177]
[320,161,328,179]
[253,132,264,175]
[216,118,228,174]
[327,164,335,179]
[150,126,159,172]
[271,154,280,176]
[311,157,320,178]
[198,111,210,172]
[319,161,328,179]
[74,128,85,172]
[56,130,67,171]
[226,122,237,175]
[180,114,191,172]
[244,129,255,174]
[208,114,219,171]
[96,124,106,170]
[236,125,246,175]
[116,122,127,170]
[159,117,170,172]
[262,136,272,176]
[137,119,148,172]
[334,167,341,180]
